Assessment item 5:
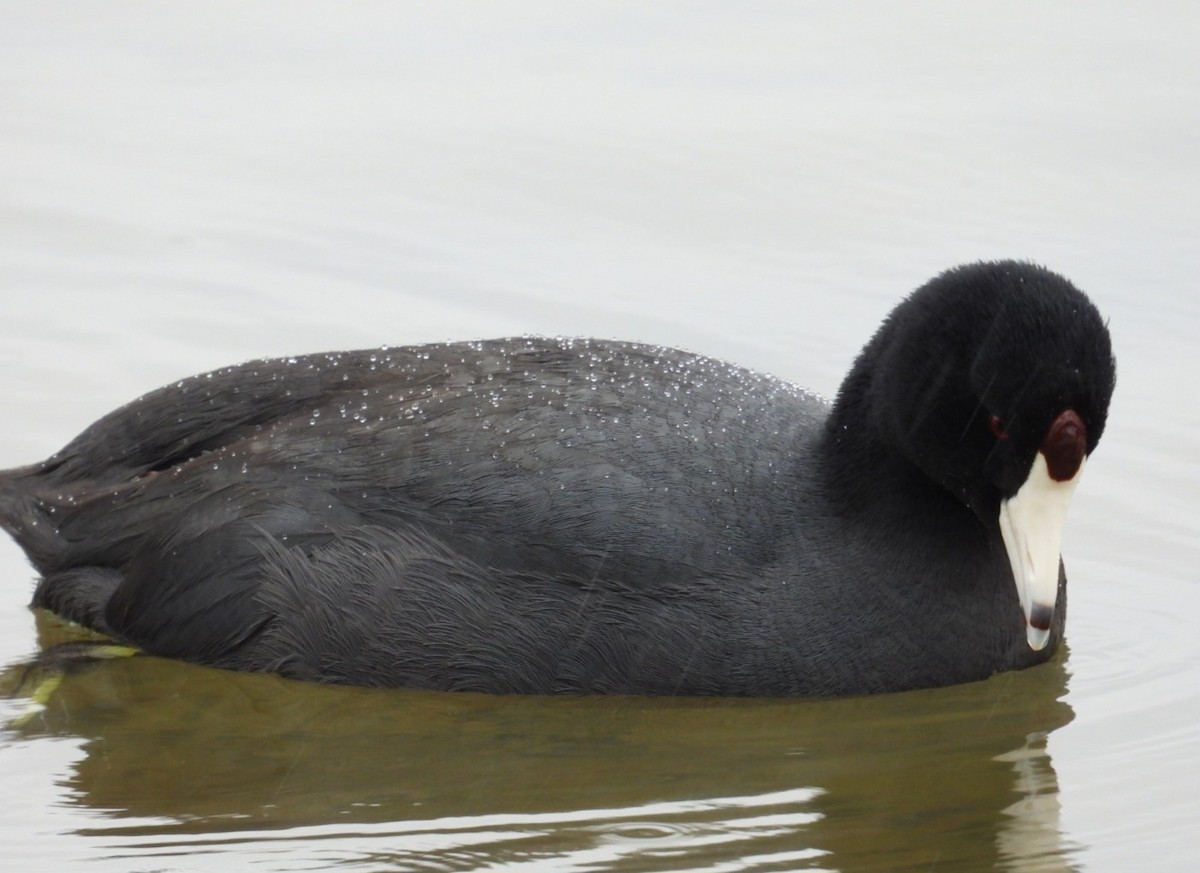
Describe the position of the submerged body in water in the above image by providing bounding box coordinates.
[0,262,1116,695]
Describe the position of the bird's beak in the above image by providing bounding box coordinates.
[998,453,1084,649]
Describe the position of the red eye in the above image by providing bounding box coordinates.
[988,415,1009,440]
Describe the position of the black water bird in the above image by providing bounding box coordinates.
[0,262,1116,695]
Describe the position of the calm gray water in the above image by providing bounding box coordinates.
[2,3,1198,871]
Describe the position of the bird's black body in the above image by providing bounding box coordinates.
[0,262,1116,695]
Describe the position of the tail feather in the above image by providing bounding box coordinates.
[0,465,68,576]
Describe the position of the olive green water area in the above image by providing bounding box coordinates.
[3,613,1073,872]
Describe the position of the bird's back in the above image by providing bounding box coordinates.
[0,337,829,692]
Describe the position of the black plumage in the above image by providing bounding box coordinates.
[0,261,1116,695]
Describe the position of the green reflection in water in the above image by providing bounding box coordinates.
[3,611,1076,872]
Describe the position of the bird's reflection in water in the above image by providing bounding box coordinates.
[996,730,1079,873]
[2,611,1077,872]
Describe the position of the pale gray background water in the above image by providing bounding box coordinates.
[1,2,1197,871]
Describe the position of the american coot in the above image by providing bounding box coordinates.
[0,262,1115,695]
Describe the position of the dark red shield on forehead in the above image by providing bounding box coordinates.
[1043,409,1087,482]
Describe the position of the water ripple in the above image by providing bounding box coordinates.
[90,787,827,872]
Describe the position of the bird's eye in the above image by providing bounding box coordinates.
[988,415,1009,440]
